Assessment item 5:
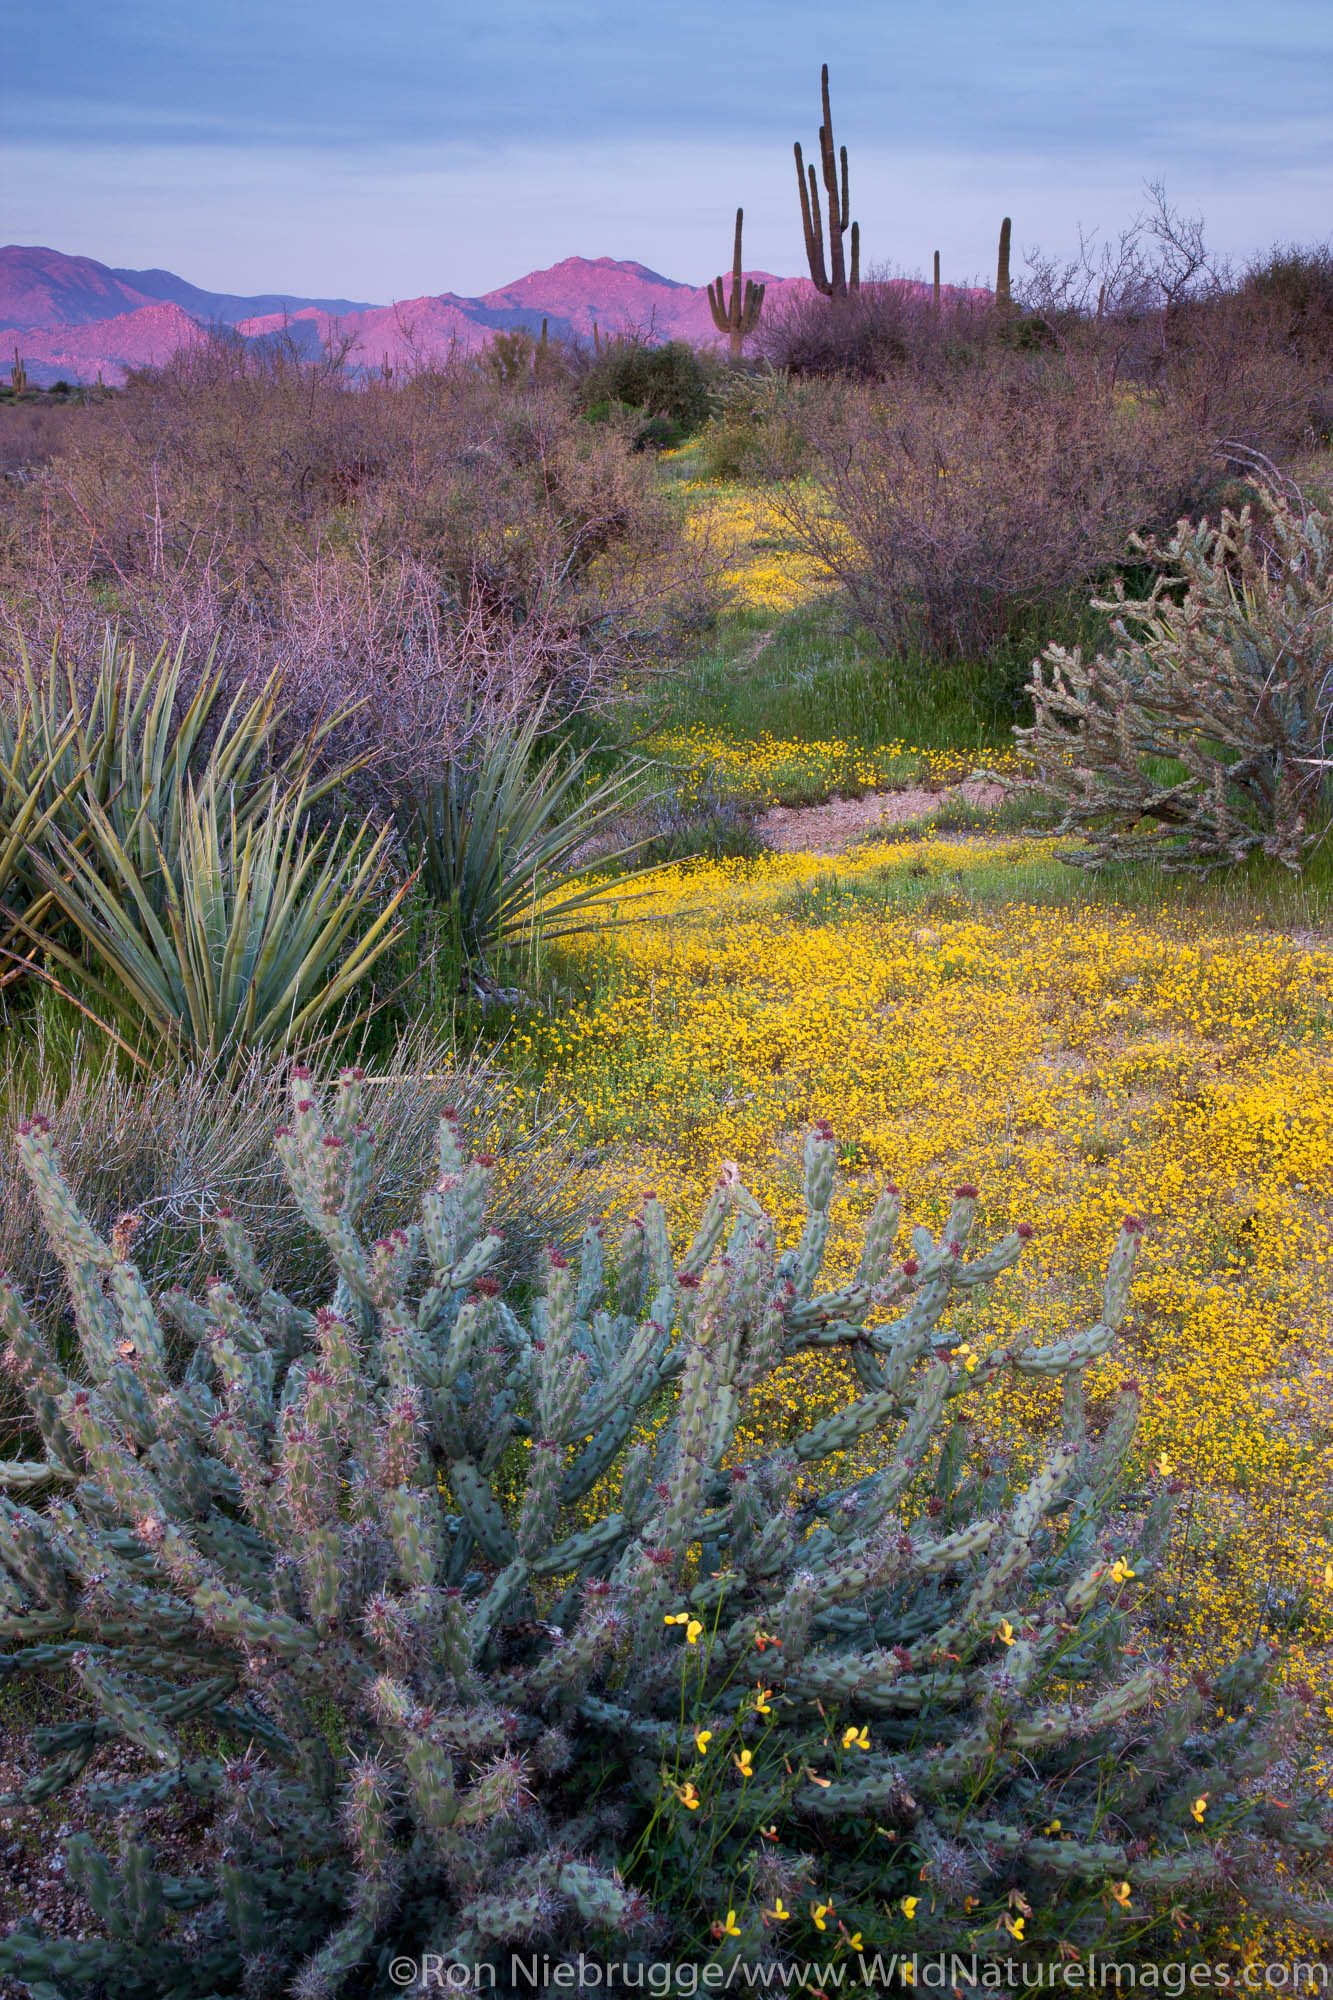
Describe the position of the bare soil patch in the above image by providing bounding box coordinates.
[756,780,1006,855]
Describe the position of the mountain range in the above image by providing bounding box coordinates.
[1,245,816,385]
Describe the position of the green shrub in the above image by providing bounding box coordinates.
[0,1085,1327,1993]
[0,629,349,1007]
[1016,485,1333,871]
[696,370,811,483]
[579,338,713,438]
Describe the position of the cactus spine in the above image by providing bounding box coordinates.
[708,207,766,361]
[794,63,860,299]
[996,215,1013,312]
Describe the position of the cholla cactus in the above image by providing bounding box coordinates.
[1014,485,1333,872]
[0,1082,1327,1995]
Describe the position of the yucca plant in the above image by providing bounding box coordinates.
[0,715,91,985]
[29,774,409,1060]
[0,629,356,999]
[1,626,348,851]
[408,707,657,978]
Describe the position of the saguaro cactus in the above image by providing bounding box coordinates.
[708,208,766,362]
[996,215,1013,312]
[933,249,942,315]
[9,349,27,394]
[794,63,860,299]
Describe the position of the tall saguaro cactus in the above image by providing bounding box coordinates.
[708,208,766,361]
[794,63,860,299]
[996,216,1013,312]
[9,349,27,394]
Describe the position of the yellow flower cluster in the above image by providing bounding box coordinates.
[515,834,1333,1731]
[644,721,1024,805]
[679,481,837,613]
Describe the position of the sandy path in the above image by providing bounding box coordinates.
[756,780,1006,855]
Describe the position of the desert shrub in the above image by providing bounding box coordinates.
[775,357,1215,665]
[404,706,656,980]
[1015,485,1333,871]
[0,339,720,805]
[628,765,762,866]
[696,370,812,483]
[757,277,997,382]
[35,769,406,1061]
[0,1089,1328,1994]
[577,335,714,438]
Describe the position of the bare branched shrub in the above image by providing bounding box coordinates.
[0,337,719,802]
[756,275,996,381]
[1014,485,1333,871]
[774,357,1215,662]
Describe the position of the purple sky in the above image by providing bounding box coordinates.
[3,0,1329,299]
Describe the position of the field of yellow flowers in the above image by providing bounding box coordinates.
[512,834,1333,1734]
[642,721,1025,805]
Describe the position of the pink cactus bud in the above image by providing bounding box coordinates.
[546,1249,569,1270]
[1016,1222,1034,1240]
[902,1258,919,1277]
[472,1277,501,1299]
[291,1063,313,1081]
[322,1133,343,1150]
[954,1182,978,1199]
[677,1271,700,1291]
[296,1098,315,1114]
[474,1153,495,1169]
[1122,1215,1145,1234]
[813,1118,835,1139]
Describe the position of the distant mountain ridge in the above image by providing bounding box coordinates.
[108,265,376,324]
[1,244,812,385]
[1,243,958,386]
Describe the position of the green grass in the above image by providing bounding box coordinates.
[769,823,1333,939]
[620,599,1017,756]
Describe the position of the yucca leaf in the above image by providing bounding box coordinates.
[407,706,664,973]
[30,773,406,1061]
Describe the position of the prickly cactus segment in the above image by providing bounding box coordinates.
[0,1084,1324,1991]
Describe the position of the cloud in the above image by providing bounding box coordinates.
[4,0,1329,296]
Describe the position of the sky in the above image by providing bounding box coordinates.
[3,0,1330,301]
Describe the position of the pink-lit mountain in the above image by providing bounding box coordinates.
[2,245,815,383]
[1,245,967,385]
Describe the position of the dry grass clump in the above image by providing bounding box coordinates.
[0,1019,603,1453]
